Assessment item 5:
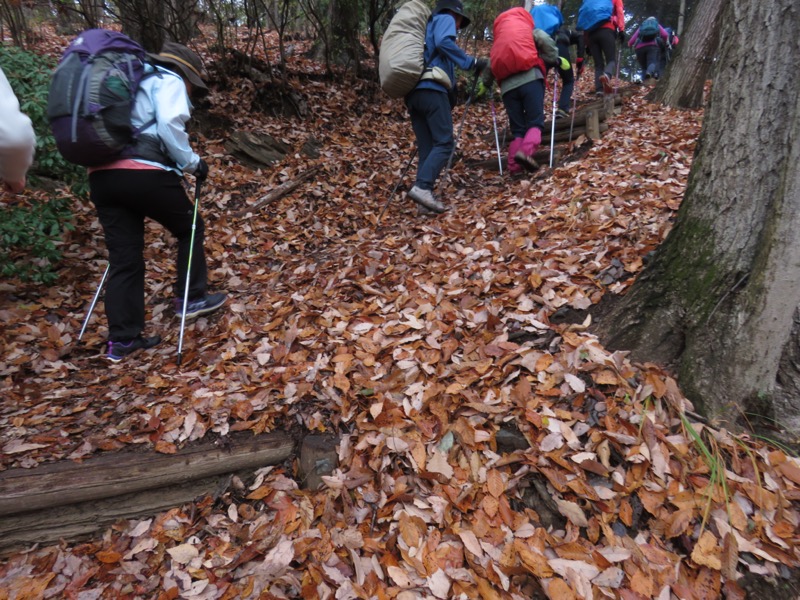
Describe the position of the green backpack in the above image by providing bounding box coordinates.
[640,17,660,41]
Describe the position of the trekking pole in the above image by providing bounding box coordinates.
[549,69,558,168]
[78,262,110,341]
[177,178,202,366]
[443,73,480,182]
[490,98,503,175]
[614,42,622,94]
[377,147,417,224]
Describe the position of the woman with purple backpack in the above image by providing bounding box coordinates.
[628,17,671,82]
[88,42,226,362]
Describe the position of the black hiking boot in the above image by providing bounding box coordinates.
[174,292,227,319]
[107,335,161,363]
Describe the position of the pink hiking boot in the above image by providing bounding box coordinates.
[514,127,541,172]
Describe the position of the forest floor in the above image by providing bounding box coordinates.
[1,28,799,600]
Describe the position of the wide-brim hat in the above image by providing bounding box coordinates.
[148,42,208,92]
[434,0,471,28]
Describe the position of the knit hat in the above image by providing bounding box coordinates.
[149,42,208,92]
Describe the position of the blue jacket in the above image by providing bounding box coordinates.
[415,13,476,94]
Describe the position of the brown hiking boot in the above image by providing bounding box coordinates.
[600,73,613,94]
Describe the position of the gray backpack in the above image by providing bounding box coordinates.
[379,0,432,98]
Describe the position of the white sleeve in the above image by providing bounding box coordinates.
[0,67,36,185]
[152,73,200,173]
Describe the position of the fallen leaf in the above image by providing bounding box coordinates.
[556,499,589,527]
[691,531,722,570]
[167,543,199,565]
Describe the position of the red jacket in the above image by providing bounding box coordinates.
[599,0,625,32]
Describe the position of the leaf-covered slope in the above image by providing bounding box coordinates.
[2,35,797,600]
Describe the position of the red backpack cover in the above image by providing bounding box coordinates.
[490,8,541,83]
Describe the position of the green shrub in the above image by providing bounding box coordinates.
[1,46,83,283]
[0,196,75,284]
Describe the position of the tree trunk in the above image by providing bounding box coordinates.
[593,0,800,433]
[115,0,166,52]
[652,0,724,108]
[163,0,201,44]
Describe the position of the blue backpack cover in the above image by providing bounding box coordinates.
[47,29,151,166]
[577,0,613,32]
[530,5,563,37]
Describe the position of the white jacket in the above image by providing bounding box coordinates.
[131,65,200,175]
[0,66,36,186]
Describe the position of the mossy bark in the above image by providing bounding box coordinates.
[593,0,800,431]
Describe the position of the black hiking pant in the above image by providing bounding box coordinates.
[587,27,617,92]
[89,168,207,341]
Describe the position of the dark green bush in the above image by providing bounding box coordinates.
[1,46,83,283]
[0,196,75,284]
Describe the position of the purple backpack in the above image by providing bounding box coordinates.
[47,29,153,167]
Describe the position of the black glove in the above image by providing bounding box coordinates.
[195,159,209,182]
[474,57,490,74]
[617,30,626,43]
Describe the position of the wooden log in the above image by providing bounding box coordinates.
[0,471,240,553]
[466,147,561,172]
[0,431,294,516]
[542,123,608,145]
[235,166,321,217]
[543,106,608,133]
[298,434,338,491]
[0,431,294,552]
[225,130,290,168]
[489,99,617,144]
[604,94,618,116]
[585,109,601,140]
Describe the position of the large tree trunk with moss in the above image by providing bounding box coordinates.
[652,0,724,108]
[593,0,800,433]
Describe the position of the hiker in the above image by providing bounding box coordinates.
[405,0,489,214]
[87,42,225,362]
[662,26,679,70]
[529,4,584,120]
[577,0,626,95]
[479,7,560,173]
[0,66,36,194]
[628,17,671,82]
[553,25,586,119]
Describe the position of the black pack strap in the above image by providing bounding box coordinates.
[133,117,157,136]
[130,133,178,168]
